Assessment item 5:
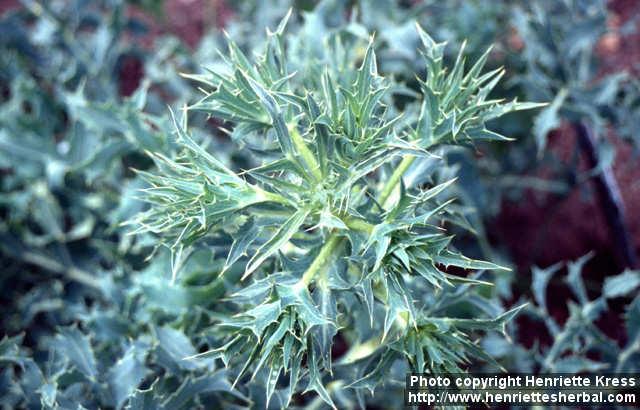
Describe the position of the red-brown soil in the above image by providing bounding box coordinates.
[496,0,640,347]
[495,0,639,274]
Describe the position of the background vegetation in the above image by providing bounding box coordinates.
[0,1,638,409]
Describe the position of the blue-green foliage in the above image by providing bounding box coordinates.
[512,0,637,154]
[1,1,638,409]
[0,1,243,408]
[486,254,640,375]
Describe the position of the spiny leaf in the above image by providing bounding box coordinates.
[428,304,528,337]
[109,341,149,410]
[243,208,310,279]
[277,280,329,330]
[53,326,98,381]
[304,345,337,410]
[434,249,510,271]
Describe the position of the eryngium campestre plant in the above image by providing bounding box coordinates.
[133,12,543,408]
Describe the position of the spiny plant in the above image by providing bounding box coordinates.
[0,1,237,408]
[513,0,639,153]
[489,254,640,375]
[133,11,544,408]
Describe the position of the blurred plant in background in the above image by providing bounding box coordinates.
[0,1,243,408]
[0,0,638,409]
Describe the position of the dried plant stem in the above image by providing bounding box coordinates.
[574,121,638,269]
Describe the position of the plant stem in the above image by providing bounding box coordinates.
[289,124,323,182]
[343,215,374,234]
[616,338,640,373]
[574,122,638,269]
[301,234,342,285]
[378,155,415,207]
[299,154,416,285]
[260,188,292,206]
[3,241,103,292]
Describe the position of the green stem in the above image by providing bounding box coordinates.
[18,249,103,291]
[299,155,417,285]
[343,215,374,234]
[260,189,292,206]
[301,234,342,285]
[289,124,323,182]
[378,155,415,207]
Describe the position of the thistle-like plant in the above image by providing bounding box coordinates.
[492,254,640,375]
[134,12,543,408]
[513,0,639,152]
